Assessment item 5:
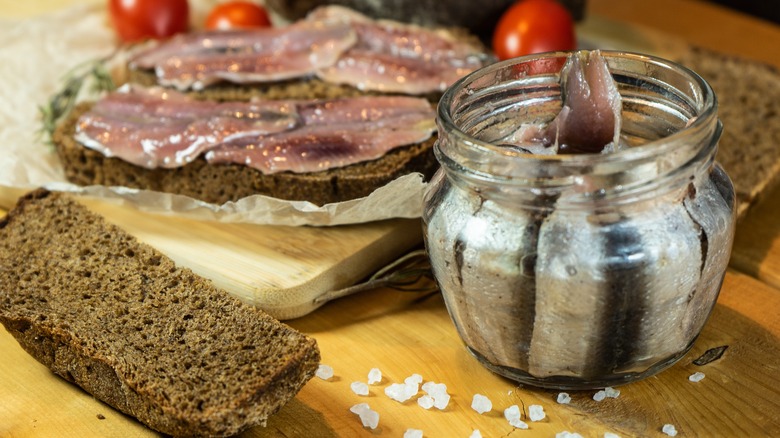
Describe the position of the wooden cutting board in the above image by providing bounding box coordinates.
[2,195,423,320]
[86,198,423,320]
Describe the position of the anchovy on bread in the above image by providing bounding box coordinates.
[52,6,490,206]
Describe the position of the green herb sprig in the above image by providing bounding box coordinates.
[38,56,117,145]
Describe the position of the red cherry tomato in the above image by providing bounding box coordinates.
[108,0,189,43]
[205,1,272,30]
[492,0,576,60]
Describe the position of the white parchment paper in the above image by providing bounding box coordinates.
[0,3,429,226]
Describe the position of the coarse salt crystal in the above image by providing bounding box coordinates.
[404,428,423,438]
[504,404,522,421]
[368,368,383,384]
[350,403,370,415]
[604,387,620,398]
[593,390,607,402]
[557,392,572,404]
[508,418,529,429]
[359,409,379,429]
[556,432,584,438]
[385,383,408,402]
[418,394,435,409]
[662,424,678,436]
[470,430,483,438]
[385,382,418,403]
[421,382,450,409]
[423,382,447,396]
[351,381,369,396]
[405,374,424,386]
[350,403,378,429]
[315,364,334,380]
[604,432,621,438]
[433,392,451,410]
[689,371,705,382]
[528,404,546,422]
[471,394,492,414]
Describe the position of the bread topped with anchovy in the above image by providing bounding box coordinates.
[53,99,439,205]
[0,189,320,437]
[50,6,490,206]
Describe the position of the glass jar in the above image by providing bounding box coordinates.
[423,51,736,389]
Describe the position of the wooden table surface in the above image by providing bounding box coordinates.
[2,0,780,437]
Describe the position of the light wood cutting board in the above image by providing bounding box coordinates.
[0,195,423,320]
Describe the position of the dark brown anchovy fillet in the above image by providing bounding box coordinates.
[590,217,648,376]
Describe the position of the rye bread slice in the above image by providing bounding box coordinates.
[0,189,320,437]
[53,101,438,206]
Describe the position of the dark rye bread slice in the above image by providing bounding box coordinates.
[0,189,320,437]
[53,102,438,205]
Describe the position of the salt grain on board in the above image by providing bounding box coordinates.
[528,404,546,422]
[404,428,423,438]
[604,387,620,398]
[504,405,521,421]
[406,374,424,386]
[421,382,450,409]
[418,394,435,409]
[689,371,706,382]
[385,381,419,403]
[470,430,483,438]
[593,390,607,402]
[471,394,492,414]
[351,381,369,396]
[662,424,678,436]
[350,403,379,429]
[556,432,584,438]
[504,405,528,428]
[350,403,370,414]
[604,432,621,438]
[509,418,529,429]
[557,392,572,404]
[315,364,334,380]
[368,368,383,384]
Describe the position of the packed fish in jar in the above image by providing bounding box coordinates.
[424,50,736,388]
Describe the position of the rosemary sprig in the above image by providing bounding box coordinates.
[38,56,117,145]
[314,249,438,304]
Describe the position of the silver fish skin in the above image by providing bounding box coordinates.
[76,87,435,173]
[425,175,495,362]
[310,5,488,94]
[75,86,300,169]
[681,166,736,340]
[130,5,488,94]
[296,95,434,125]
[204,109,435,174]
[137,20,357,91]
[528,193,702,380]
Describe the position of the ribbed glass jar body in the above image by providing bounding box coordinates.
[423,51,736,389]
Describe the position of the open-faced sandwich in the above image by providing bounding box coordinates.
[52,6,492,206]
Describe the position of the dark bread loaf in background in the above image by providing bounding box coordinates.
[264,0,586,44]
[675,46,780,216]
[0,189,320,436]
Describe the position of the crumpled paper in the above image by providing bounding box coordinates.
[0,3,430,226]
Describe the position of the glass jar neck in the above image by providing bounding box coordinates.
[435,51,720,208]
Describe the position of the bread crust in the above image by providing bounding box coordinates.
[54,100,439,206]
[0,189,321,436]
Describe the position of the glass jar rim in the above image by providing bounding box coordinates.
[436,50,719,172]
